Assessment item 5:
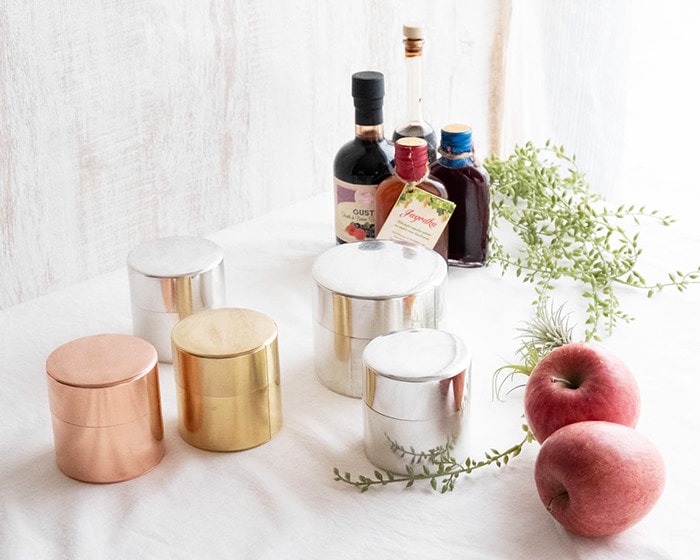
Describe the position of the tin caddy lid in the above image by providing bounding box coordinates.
[312,240,446,299]
[312,240,447,339]
[127,236,226,313]
[127,235,224,279]
[363,328,471,421]
[46,334,159,426]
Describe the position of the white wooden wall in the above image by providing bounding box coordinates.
[0,0,503,309]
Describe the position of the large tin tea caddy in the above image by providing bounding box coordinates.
[311,240,447,398]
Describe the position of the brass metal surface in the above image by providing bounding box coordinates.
[171,308,282,452]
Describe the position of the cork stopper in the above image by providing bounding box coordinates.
[403,23,424,57]
[403,23,424,40]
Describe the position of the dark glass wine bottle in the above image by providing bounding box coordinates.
[429,124,490,267]
[333,71,394,244]
[392,24,437,163]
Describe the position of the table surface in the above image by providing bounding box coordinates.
[1,190,698,559]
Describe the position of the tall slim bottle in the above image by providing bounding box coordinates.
[333,71,394,244]
[392,24,437,163]
[429,124,490,267]
[375,137,449,260]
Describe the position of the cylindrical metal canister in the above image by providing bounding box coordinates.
[46,334,165,483]
[311,240,447,397]
[362,328,471,474]
[171,308,282,452]
[127,235,226,363]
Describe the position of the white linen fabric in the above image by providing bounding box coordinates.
[1,191,698,559]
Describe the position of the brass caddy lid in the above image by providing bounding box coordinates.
[171,308,279,397]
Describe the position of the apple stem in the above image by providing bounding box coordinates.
[550,376,575,388]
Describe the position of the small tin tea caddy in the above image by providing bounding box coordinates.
[362,328,471,474]
[128,235,226,362]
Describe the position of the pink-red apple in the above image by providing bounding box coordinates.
[534,421,665,537]
[524,342,640,443]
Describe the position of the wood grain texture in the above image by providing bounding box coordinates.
[0,0,502,309]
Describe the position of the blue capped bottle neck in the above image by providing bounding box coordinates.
[438,125,474,167]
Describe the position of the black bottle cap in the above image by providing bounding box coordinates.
[352,71,385,126]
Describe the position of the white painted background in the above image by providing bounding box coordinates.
[3,0,699,309]
[0,0,503,309]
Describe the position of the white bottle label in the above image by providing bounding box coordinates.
[334,178,378,242]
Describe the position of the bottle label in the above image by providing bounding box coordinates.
[334,178,378,242]
[376,184,455,250]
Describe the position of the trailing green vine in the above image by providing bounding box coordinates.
[333,426,534,493]
[484,141,700,340]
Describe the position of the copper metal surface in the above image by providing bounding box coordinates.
[45,334,165,483]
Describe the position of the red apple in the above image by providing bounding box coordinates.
[534,421,665,537]
[524,342,640,443]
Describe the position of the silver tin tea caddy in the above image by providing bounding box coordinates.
[311,240,447,397]
[362,328,471,474]
[128,236,226,363]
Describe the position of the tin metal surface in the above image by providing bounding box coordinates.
[311,240,447,398]
[362,328,471,474]
[127,235,226,362]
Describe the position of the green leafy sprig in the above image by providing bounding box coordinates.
[484,141,700,340]
[333,426,534,493]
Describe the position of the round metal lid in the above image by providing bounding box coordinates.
[363,328,470,421]
[46,334,158,388]
[364,328,469,382]
[312,240,446,299]
[127,236,224,279]
[127,235,226,314]
[171,308,278,359]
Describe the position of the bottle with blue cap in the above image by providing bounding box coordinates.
[429,124,490,267]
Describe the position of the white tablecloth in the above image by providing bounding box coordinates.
[1,191,698,559]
